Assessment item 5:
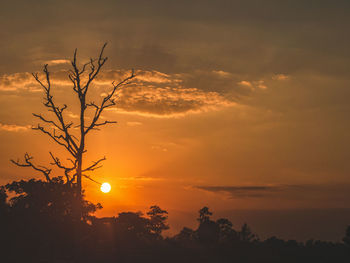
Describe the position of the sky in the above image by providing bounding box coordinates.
[1,0,350,241]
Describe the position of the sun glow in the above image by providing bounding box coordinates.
[100,182,111,193]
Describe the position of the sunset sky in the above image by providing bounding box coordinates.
[1,0,350,241]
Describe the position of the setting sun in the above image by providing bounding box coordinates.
[100,182,111,193]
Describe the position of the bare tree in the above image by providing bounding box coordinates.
[11,43,134,200]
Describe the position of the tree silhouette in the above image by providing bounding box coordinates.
[114,211,152,244]
[10,44,134,217]
[175,227,196,242]
[0,185,9,230]
[197,206,220,244]
[147,205,169,237]
[239,223,256,242]
[216,218,238,242]
[5,178,101,222]
[0,186,7,211]
[343,225,350,246]
[197,206,213,223]
[1,177,103,261]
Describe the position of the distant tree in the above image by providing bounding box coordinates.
[146,205,169,236]
[114,211,151,242]
[216,218,237,242]
[196,207,220,244]
[0,186,7,211]
[238,223,256,242]
[0,185,9,234]
[343,225,350,246]
[265,236,285,247]
[175,227,196,242]
[285,239,300,248]
[10,44,134,217]
[197,206,213,223]
[0,187,14,262]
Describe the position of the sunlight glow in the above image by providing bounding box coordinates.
[100,182,111,193]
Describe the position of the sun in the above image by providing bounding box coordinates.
[100,182,111,193]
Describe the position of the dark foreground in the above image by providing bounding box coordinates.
[1,178,350,263]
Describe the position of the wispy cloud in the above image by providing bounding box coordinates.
[151,145,168,152]
[272,74,289,81]
[212,70,232,78]
[196,185,287,198]
[126,121,143,127]
[44,59,71,65]
[238,80,253,88]
[0,123,31,132]
[0,72,37,92]
[118,176,164,182]
[238,80,268,90]
[195,184,350,203]
[256,80,267,90]
[66,111,79,119]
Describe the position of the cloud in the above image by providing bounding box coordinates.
[118,176,164,182]
[151,145,168,152]
[134,70,177,84]
[66,69,240,117]
[195,184,350,203]
[0,72,38,92]
[111,85,236,118]
[272,74,289,81]
[0,68,273,118]
[93,70,177,85]
[238,80,253,88]
[196,185,287,198]
[66,111,79,119]
[257,84,267,90]
[238,80,268,90]
[212,70,232,78]
[44,59,71,65]
[126,121,142,126]
[0,71,72,92]
[0,123,31,132]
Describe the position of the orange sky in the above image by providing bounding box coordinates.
[1,0,350,241]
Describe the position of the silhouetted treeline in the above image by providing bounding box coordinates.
[1,178,350,263]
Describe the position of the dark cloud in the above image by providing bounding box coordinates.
[196,185,288,198]
[195,184,350,202]
[1,0,350,76]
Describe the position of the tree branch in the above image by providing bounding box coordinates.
[11,153,52,182]
[32,65,79,154]
[82,157,106,172]
[84,69,135,135]
[33,113,62,131]
[32,125,77,157]
[82,173,101,185]
[49,152,77,183]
